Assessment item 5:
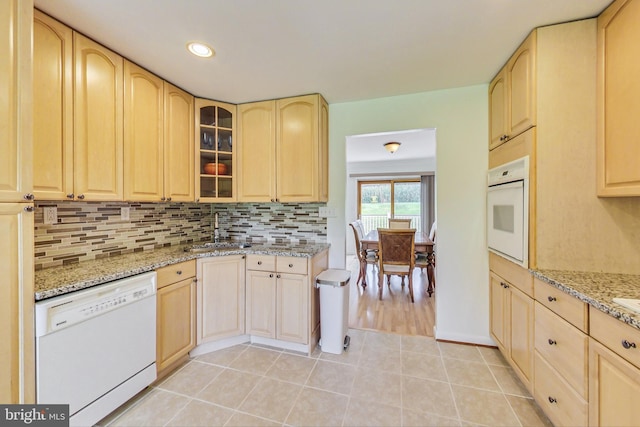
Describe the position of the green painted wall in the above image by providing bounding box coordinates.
[328,84,492,344]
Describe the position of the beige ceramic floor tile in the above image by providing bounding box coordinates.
[158,361,224,397]
[265,353,317,385]
[402,408,462,427]
[196,369,261,409]
[110,389,190,427]
[238,377,302,423]
[506,395,554,427]
[98,387,153,426]
[359,345,402,374]
[402,376,458,418]
[401,335,441,356]
[286,387,349,427]
[343,396,401,427]
[224,412,281,427]
[452,384,520,427]
[229,346,281,375]
[364,330,402,351]
[402,351,448,382]
[490,365,531,397]
[196,344,248,367]
[443,358,501,392]
[166,400,233,426]
[438,342,483,362]
[478,346,509,367]
[351,368,402,408]
[306,360,357,395]
[319,335,363,365]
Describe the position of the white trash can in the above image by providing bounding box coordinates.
[316,269,351,355]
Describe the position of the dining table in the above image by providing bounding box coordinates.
[359,229,435,295]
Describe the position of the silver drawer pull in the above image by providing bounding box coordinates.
[176,270,182,275]
[258,261,262,265]
[548,396,557,404]
[269,274,274,278]
[289,263,293,268]
[622,340,637,349]
[547,296,557,302]
[548,339,557,345]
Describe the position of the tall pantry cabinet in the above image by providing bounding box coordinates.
[0,0,35,403]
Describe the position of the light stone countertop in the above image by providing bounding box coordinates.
[532,270,640,330]
[35,242,330,301]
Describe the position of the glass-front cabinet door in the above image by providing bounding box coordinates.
[195,99,236,202]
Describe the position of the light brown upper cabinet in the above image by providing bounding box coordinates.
[124,61,164,201]
[74,32,124,201]
[195,99,236,202]
[33,10,73,201]
[0,0,32,203]
[237,94,328,203]
[597,0,640,196]
[164,83,195,202]
[489,31,536,150]
[237,100,277,202]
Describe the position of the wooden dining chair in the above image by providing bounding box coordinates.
[388,218,412,229]
[349,221,377,289]
[377,228,416,302]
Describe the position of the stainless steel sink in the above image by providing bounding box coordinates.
[185,242,252,252]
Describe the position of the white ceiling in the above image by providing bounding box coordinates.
[347,129,436,163]
[34,0,611,105]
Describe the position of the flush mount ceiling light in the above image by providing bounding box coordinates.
[384,141,401,154]
[186,41,214,58]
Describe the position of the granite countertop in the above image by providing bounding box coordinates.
[532,270,640,330]
[35,242,330,301]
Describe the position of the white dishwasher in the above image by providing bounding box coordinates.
[35,271,157,427]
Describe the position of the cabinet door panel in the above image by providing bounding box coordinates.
[0,0,32,202]
[157,277,195,372]
[597,0,640,196]
[197,256,245,343]
[277,273,308,344]
[276,96,318,202]
[489,69,508,150]
[74,33,123,201]
[510,285,534,384]
[164,83,194,202]
[237,101,276,202]
[246,270,276,338]
[124,61,164,201]
[33,11,73,200]
[508,32,536,138]
[0,203,34,403]
[489,272,508,352]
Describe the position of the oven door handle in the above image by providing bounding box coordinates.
[487,180,523,192]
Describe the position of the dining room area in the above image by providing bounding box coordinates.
[346,217,437,337]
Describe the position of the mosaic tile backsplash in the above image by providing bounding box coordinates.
[34,201,327,270]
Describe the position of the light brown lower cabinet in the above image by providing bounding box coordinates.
[197,255,246,343]
[589,306,640,426]
[489,254,534,392]
[156,261,196,376]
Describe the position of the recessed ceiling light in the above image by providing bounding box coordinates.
[187,41,214,58]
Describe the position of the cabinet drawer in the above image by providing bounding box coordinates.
[157,260,196,288]
[535,302,588,398]
[590,306,640,370]
[534,278,588,332]
[534,351,588,427]
[276,256,308,275]
[246,254,276,272]
[489,252,533,296]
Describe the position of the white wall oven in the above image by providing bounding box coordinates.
[487,156,529,267]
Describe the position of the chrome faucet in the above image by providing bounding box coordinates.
[213,211,220,243]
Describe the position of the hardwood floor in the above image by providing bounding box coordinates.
[346,256,435,337]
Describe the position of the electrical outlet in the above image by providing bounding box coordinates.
[44,207,57,225]
[121,207,130,221]
[318,207,337,218]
